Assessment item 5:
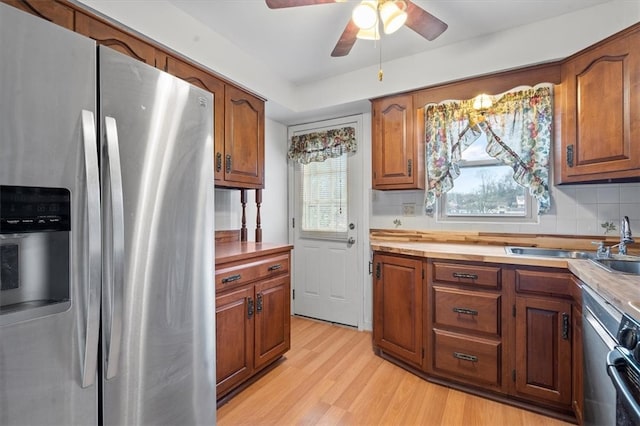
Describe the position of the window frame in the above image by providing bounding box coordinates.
[437,155,537,224]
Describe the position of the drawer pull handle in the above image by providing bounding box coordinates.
[453,352,478,362]
[268,264,282,272]
[452,272,478,280]
[453,307,478,316]
[222,274,241,284]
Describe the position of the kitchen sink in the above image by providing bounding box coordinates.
[505,246,592,259]
[591,258,640,275]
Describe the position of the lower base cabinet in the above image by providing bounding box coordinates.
[372,252,582,422]
[514,295,573,406]
[215,246,292,400]
[372,253,425,369]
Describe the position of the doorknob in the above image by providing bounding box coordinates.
[347,237,356,245]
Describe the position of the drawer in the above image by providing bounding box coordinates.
[216,253,290,291]
[433,287,501,335]
[433,329,501,387]
[515,269,572,297]
[432,261,501,289]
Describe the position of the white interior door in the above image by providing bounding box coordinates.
[288,116,364,327]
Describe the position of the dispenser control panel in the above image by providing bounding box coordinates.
[0,186,70,233]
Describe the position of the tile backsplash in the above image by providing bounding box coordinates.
[370,182,640,237]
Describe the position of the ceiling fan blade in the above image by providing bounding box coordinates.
[331,20,359,57]
[404,1,448,41]
[265,0,337,9]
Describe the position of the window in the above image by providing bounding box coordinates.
[439,133,535,222]
[298,154,348,239]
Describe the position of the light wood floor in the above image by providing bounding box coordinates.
[217,316,572,426]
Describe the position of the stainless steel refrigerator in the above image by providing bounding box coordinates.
[0,4,216,425]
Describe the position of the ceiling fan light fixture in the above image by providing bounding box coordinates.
[380,0,407,34]
[352,1,378,29]
[356,26,380,40]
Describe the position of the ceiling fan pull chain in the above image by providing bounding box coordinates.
[378,35,383,81]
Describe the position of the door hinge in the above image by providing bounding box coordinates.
[292,289,295,300]
[368,261,373,275]
[562,312,570,340]
[512,369,516,382]
[512,305,516,317]
[292,218,295,228]
[566,144,574,168]
[375,263,381,280]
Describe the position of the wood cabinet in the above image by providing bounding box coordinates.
[514,295,573,405]
[75,12,157,65]
[162,55,265,189]
[373,252,581,421]
[224,85,265,189]
[215,246,291,400]
[511,267,574,409]
[371,94,424,190]
[372,253,424,368]
[427,260,505,393]
[557,25,640,183]
[1,0,73,29]
[161,55,226,182]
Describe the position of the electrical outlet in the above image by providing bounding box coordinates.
[402,203,416,216]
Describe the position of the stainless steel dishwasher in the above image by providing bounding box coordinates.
[583,285,621,425]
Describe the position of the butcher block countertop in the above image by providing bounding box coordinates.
[215,241,293,265]
[371,239,640,321]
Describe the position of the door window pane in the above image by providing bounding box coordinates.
[301,155,347,233]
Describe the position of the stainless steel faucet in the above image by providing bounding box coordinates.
[617,216,634,255]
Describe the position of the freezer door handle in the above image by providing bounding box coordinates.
[103,116,125,380]
[81,110,101,388]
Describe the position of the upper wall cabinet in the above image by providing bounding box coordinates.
[372,93,424,190]
[1,0,73,29]
[160,54,226,183]
[75,12,157,66]
[557,25,640,184]
[224,86,265,189]
[162,56,265,189]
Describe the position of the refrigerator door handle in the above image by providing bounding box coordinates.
[81,110,101,388]
[103,116,125,380]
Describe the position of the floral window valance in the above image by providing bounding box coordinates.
[288,126,357,164]
[424,84,553,215]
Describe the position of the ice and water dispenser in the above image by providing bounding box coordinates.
[0,185,71,325]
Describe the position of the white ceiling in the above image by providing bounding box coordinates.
[166,0,612,86]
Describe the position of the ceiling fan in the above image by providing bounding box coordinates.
[265,0,448,57]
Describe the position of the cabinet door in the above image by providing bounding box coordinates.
[224,85,265,189]
[514,296,572,406]
[1,0,73,29]
[373,253,424,368]
[372,94,423,190]
[163,55,226,182]
[215,285,254,398]
[254,275,291,370]
[75,12,156,65]
[558,29,640,183]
